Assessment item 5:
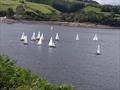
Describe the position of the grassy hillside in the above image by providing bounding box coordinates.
[0,0,119,26]
[0,55,74,90]
[84,5,101,12]
[0,0,60,14]
[0,0,20,11]
[83,5,112,15]
[26,2,60,14]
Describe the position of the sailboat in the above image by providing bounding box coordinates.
[96,44,101,55]
[36,32,41,40]
[55,33,59,41]
[20,32,25,41]
[93,34,98,41]
[31,32,36,41]
[51,26,53,30]
[76,34,79,40]
[40,33,44,40]
[48,37,56,48]
[37,37,42,45]
[23,35,28,45]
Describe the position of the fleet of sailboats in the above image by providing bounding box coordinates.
[20,26,102,55]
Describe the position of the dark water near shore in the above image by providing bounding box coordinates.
[0,23,120,90]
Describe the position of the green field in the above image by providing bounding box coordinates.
[84,5,113,15]
[26,2,60,14]
[0,0,60,14]
[0,0,20,11]
[84,5,101,12]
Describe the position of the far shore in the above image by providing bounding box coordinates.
[0,18,120,29]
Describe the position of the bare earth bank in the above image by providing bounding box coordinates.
[1,18,120,29]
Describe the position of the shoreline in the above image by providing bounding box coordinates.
[1,18,120,29]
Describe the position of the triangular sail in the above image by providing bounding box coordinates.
[36,32,41,40]
[40,33,44,40]
[38,37,42,45]
[24,35,28,45]
[76,34,79,40]
[31,32,36,41]
[20,32,25,41]
[93,34,98,41]
[96,44,101,55]
[55,33,59,40]
[49,37,55,47]
[51,26,53,30]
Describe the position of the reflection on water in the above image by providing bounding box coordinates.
[0,23,120,90]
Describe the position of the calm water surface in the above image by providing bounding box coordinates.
[0,23,120,90]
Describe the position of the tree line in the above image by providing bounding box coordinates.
[101,5,120,14]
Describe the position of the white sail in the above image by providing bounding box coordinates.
[24,35,28,45]
[96,44,101,55]
[93,34,98,41]
[40,33,44,40]
[51,26,53,30]
[55,33,59,40]
[20,32,25,41]
[76,34,79,40]
[48,37,55,47]
[31,32,36,41]
[36,32,41,40]
[37,37,42,45]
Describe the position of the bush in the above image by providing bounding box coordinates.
[16,4,26,15]
[0,55,74,90]
[101,5,120,14]
[0,11,6,17]
[6,8,14,18]
[52,2,85,13]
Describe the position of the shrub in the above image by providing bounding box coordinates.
[0,55,74,90]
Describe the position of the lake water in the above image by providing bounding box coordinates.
[0,23,120,90]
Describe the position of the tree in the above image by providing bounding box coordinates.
[0,11,6,17]
[16,4,26,15]
[6,8,14,18]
